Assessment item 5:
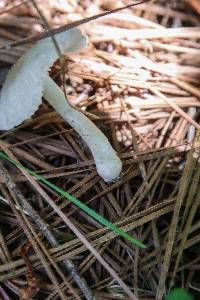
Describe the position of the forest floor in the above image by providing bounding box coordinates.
[0,0,200,299]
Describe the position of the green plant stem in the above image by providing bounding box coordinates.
[0,151,146,249]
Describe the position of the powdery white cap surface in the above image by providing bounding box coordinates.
[0,28,87,130]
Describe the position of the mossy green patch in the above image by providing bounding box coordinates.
[165,288,194,300]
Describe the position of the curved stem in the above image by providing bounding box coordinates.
[43,76,122,182]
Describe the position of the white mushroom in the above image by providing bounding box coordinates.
[0,28,122,182]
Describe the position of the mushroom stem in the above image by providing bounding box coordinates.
[43,76,122,182]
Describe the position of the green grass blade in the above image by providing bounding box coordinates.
[0,151,146,249]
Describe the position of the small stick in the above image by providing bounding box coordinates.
[171,77,200,98]
[147,85,200,130]
[0,0,151,50]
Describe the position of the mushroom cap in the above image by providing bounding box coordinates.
[0,28,87,130]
